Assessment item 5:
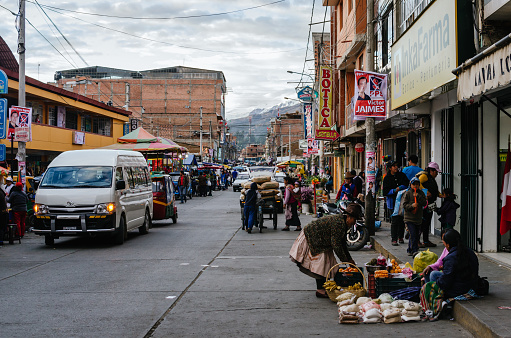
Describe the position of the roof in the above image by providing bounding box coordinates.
[50,149,144,167]
[0,66,131,117]
[0,36,18,72]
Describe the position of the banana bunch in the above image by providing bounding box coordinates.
[323,280,338,291]
[346,282,363,291]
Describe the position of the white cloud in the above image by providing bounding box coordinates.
[0,0,325,118]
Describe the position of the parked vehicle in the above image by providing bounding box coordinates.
[232,173,250,192]
[318,198,369,251]
[151,173,177,223]
[33,150,153,246]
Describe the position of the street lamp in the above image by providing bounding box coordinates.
[287,70,315,82]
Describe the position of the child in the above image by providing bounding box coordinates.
[435,188,460,232]
[402,177,427,256]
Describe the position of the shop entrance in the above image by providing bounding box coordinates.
[395,137,407,168]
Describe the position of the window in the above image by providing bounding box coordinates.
[93,117,112,136]
[116,167,123,182]
[48,107,57,126]
[66,111,78,130]
[81,115,92,132]
[39,166,113,188]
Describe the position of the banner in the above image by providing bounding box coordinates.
[318,66,333,130]
[307,138,319,155]
[8,106,32,142]
[57,106,66,128]
[366,151,376,195]
[303,103,313,138]
[352,70,387,120]
[0,99,7,139]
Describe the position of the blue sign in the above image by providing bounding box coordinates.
[0,144,5,161]
[0,70,7,94]
[0,99,6,139]
[297,86,313,102]
[123,122,130,135]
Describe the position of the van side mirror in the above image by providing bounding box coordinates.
[116,180,126,190]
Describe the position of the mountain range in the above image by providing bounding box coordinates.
[228,102,301,149]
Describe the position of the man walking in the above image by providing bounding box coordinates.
[402,155,422,181]
[382,161,409,246]
[178,171,189,203]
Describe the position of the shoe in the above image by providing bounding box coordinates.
[295,227,302,231]
[424,242,437,247]
[418,242,425,248]
[399,238,404,244]
[281,227,290,231]
[412,251,420,258]
[180,201,184,204]
[247,228,252,233]
[315,291,329,298]
[392,241,398,246]
[261,226,268,229]
[407,252,414,256]
[405,231,410,240]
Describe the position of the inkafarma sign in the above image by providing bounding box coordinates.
[391,0,456,110]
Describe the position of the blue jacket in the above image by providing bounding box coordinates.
[436,198,460,225]
[402,165,422,181]
[382,171,409,210]
[436,246,479,298]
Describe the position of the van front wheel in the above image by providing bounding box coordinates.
[114,216,126,245]
[139,211,151,234]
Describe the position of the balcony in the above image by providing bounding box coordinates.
[485,0,511,20]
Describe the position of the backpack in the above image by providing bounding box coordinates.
[392,189,407,217]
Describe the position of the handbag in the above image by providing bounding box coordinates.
[476,276,489,296]
[207,180,211,187]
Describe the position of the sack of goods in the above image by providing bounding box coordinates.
[243,182,262,190]
[261,181,279,189]
[401,301,422,322]
[240,188,246,195]
[260,189,279,197]
[382,308,402,324]
[362,308,382,324]
[252,176,271,184]
[339,310,360,324]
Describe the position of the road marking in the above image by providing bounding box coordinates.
[165,296,176,299]
[179,263,189,265]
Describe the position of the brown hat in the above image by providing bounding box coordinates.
[344,171,355,179]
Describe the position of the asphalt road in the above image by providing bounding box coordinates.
[0,189,472,337]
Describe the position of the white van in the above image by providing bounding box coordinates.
[33,150,153,246]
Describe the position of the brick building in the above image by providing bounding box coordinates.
[241,144,265,162]
[54,66,230,160]
[266,111,304,161]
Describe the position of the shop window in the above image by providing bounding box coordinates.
[81,115,92,133]
[48,107,57,126]
[93,117,112,136]
[66,111,78,130]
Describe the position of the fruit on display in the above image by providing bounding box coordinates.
[339,267,359,273]
[390,259,402,274]
[374,270,389,278]
[346,282,364,291]
[323,280,339,291]
[368,258,378,266]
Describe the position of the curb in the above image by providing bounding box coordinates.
[370,236,503,338]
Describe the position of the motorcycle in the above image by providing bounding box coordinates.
[318,197,369,251]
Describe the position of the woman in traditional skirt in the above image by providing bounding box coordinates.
[282,176,302,231]
[289,203,363,298]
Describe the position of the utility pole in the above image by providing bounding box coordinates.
[199,106,203,161]
[209,120,212,162]
[288,124,291,159]
[280,119,283,161]
[365,0,376,236]
[17,0,26,186]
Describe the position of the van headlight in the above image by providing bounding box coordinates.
[34,204,49,215]
[95,203,116,215]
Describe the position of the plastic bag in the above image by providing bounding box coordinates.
[380,303,392,311]
[336,292,356,302]
[344,304,360,313]
[378,293,394,304]
[361,301,381,313]
[413,249,438,273]
[356,297,372,306]
[392,189,407,217]
[383,308,401,319]
[364,308,382,319]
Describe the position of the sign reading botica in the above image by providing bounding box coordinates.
[316,66,339,141]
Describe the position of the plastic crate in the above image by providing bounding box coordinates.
[367,274,376,298]
[334,267,365,288]
[375,275,421,296]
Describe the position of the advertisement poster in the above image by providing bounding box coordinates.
[8,106,32,141]
[366,151,376,195]
[0,98,7,139]
[352,70,387,120]
[57,106,66,128]
[303,103,313,138]
[18,161,26,188]
[307,138,319,155]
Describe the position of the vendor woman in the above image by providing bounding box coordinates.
[289,204,363,298]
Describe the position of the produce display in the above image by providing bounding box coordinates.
[374,270,389,278]
[390,259,402,274]
[338,267,359,273]
[324,280,340,291]
[345,282,364,291]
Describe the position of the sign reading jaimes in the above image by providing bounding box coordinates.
[318,66,333,130]
[391,0,456,110]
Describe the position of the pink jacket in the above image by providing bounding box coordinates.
[428,247,448,271]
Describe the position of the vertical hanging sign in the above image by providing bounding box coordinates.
[0,99,7,139]
[0,69,8,94]
[315,66,339,141]
[303,102,313,138]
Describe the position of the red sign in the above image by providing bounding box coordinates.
[318,66,333,130]
[355,143,365,152]
[315,129,339,141]
[353,70,387,120]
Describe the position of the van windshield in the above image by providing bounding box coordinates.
[39,166,113,189]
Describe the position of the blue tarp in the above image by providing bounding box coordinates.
[183,155,197,166]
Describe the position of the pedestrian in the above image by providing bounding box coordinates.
[289,203,362,298]
[382,160,409,246]
[418,162,442,248]
[232,168,238,183]
[8,182,29,238]
[177,171,188,204]
[402,155,422,181]
[435,188,460,232]
[210,171,217,192]
[402,177,427,256]
[198,173,207,197]
[325,170,333,194]
[207,172,213,196]
[244,182,260,234]
[1,177,14,196]
[353,170,363,197]
[0,187,8,245]
[335,171,357,202]
[282,176,301,231]
[293,181,302,213]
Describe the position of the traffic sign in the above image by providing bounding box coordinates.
[0,70,7,94]
[0,144,5,161]
[0,99,6,139]
[315,129,340,141]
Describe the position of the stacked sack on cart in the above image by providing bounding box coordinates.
[337,292,423,324]
[239,176,280,200]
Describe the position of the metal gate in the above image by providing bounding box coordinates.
[441,108,454,191]
[460,103,479,250]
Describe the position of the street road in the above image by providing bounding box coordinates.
[0,190,472,337]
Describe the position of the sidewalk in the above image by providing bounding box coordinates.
[371,222,511,338]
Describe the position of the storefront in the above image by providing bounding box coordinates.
[454,35,511,252]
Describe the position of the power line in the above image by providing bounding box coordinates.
[297,0,315,89]
[27,0,285,20]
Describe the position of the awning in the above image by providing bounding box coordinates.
[183,154,197,166]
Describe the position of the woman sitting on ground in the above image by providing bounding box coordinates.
[426,229,479,298]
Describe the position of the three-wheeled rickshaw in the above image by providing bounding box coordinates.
[151,173,177,223]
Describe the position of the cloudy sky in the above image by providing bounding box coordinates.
[0,0,327,119]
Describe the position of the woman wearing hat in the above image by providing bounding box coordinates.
[335,171,357,202]
[289,203,362,298]
[417,162,442,248]
[7,182,29,238]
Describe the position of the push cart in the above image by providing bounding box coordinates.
[240,196,278,233]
